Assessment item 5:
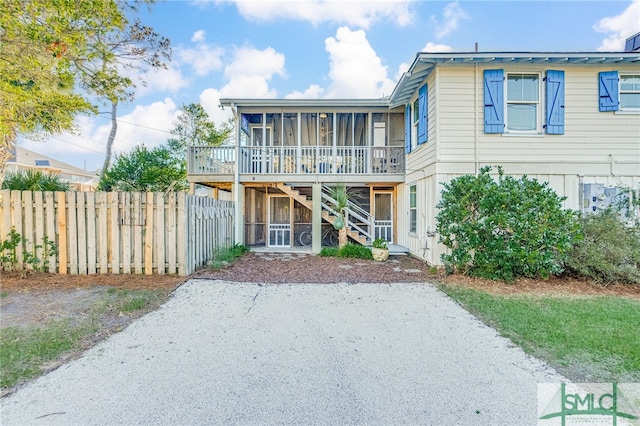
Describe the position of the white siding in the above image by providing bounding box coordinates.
[400,63,639,264]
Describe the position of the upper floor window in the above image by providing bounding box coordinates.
[620,74,640,111]
[506,73,540,133]
[485,69,564,135]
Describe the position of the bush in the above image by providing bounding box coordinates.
[566,210,640,285]
[436,166,581,281]
[319,244,372,259]
[208,244,249,270]
[2,169,71,191]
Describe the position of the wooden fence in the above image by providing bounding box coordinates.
[0,190,234,276]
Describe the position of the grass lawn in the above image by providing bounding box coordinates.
[0,288,167,391]
[438,284,640,383]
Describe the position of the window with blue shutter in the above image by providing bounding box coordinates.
[405,104,411,154]
[484,69,504,133]
[545,70,565,134]
[418,84,428,144]
[599,71,619,111]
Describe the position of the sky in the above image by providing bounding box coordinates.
[18,0,640,172]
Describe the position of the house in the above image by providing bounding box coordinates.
[5,146,99,191]
[188,39,640,265]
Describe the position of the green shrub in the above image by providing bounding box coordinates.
[208,243,249,270]
[372,238,388,249]
[566,210,640,285]
[319,247,339,257]
[436,166,581,281]
[337,243,373,259]
[318,244,373,259]
[2,169,71,191]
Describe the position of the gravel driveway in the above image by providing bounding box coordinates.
[1,280,564,425]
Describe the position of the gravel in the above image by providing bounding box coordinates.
[1,279,565,425]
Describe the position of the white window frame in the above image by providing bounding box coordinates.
[505,72,542,134]
[619,73,640,113]
[409,184,417,235]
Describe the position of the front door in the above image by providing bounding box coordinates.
[374,192,393,243]
[268,195,291,247]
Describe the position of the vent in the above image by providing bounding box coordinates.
[35,160,50,166]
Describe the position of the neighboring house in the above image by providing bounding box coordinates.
[188,37,640,265]
[5,146,99,191]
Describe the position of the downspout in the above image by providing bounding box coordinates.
[474,63,479,176]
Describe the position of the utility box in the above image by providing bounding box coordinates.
[580,183,622,214]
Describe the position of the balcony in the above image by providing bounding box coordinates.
[188,146,405,184]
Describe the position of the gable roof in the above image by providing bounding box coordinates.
[389,51,640,107]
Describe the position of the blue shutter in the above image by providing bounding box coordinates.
[545,70,565,135]
[418,84,428,144]
[599,71,619,111]
[484,69,504,133]
[405,104,411,154]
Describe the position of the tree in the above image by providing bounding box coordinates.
[0,0,172,184]
[167,103,233,157]
[0,0,117,180]
[73,15,171,179]
[97,144,187,192]
[435,166,581,281]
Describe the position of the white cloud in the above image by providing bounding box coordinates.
[227,0,415,29]
[286,84,325,99]
[191,30,206,43]
[179,44,225,76]
[223,46,286,81]
[214,46,286,98]
[594,0,640,51]
[431,2,469,39]
[107,98,180,154]
[199,88,233,125]
[17,99,179,170]
[324,27,395,98]
[134,64,190,97]
[422,41,453,52]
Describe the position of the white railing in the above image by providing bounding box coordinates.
[320,185,374,243]
[188,146,236,175]
[188,146,405,176]
[374,220,393,242]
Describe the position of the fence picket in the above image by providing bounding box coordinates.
[145,192,154,275]
[97,192,108,273]
[156,193,165,275]
[44,192,56,273]
[109,192,119,274]
[76,192,87,275]
[122,192,131,274]
[133,192,143,274]
[86,193,97,274]
[57,192,67,275]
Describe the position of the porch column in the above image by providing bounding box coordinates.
[233,183,244,246]
[312,183,322,254]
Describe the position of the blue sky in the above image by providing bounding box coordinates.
[20,0,640,171]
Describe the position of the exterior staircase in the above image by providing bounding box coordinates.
[275,183,372,246]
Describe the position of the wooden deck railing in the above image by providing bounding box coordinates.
[188,146,405,175]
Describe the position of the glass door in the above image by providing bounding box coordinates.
[374,192,393,243]
[268,196,291,247]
